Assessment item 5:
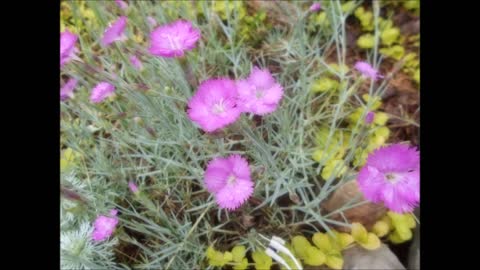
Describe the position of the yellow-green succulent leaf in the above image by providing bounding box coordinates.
[341,1,357,14]
[233,258,249,270]
[292,235,312,260]
[373,112,389,126]
[395,225,413,241]
[389,230,409,244]
[357,34,375,49]
[325,254,344,270]
[312,232,332,252]
[312,149,326,162]
[335,232,354,249]
[351,222,369,243]
[380,45,405,60]
[359,233,381,250]
[372,220,391,237]
[231,245,246,262]
[223,251,233,263]
[362,94,382,109]
[381,27,400,46]
[406,214,417,229]
[311,77,339,93]
[304,245,326,266]
[252,250,273,270]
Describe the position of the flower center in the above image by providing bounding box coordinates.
[212,99,226,115]
[227,175,236,185]
[165,34,181,50]
[385,173,398,183]
[255,89,265,99]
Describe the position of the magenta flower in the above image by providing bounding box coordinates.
[92,209,119,242]
[354,61,383,80]
[357,144,420,213]
[60,78,78,101]
[115,0,128,10]
[309,3,322,12]
[90,82,115,103]
[236,67,284,115]
[147,16,158,28]
[365,111,375,124]
[101,16,127,47]
[204,154,254,211]
[60,30,78,67]
[187,78,241,132]
[149,20,201,58]
[128,181,139,194]
[129,55,143,70]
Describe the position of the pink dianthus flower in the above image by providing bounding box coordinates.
[236,67,284,115]
[101,16,127,47]
[354,61,383,80]
[187,78,241,132]
[92,209,119,242]
[90,82,115,103]
[309,3,322,12]
[115,0,128,10]
[60,78,78,101]
[204,154,254,211]
[60,30,78,67]
[149,20,201,58]
[357,144,420,213]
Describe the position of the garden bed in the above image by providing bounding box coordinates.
[60,1,420,269]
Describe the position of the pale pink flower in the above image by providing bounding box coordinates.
[128,181,139,194]
[101,16,127,47]
[147,16,158,28]
[187,78,241,132]
[354,61,383,80]
[129,55,143,70]
[115,0,128,10]
[236,67,284,115]
[60,78,78,101]
[204,154,254,211]
[149,20,201,58]
[92,209,119,241]
[357,144,420,213]
[90,82,115,103]
[309,3,322,12]
[60,30,78,67]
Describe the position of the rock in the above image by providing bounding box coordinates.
[408,208,420,269]
[321,181,387,232]
[343,244,406,270]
